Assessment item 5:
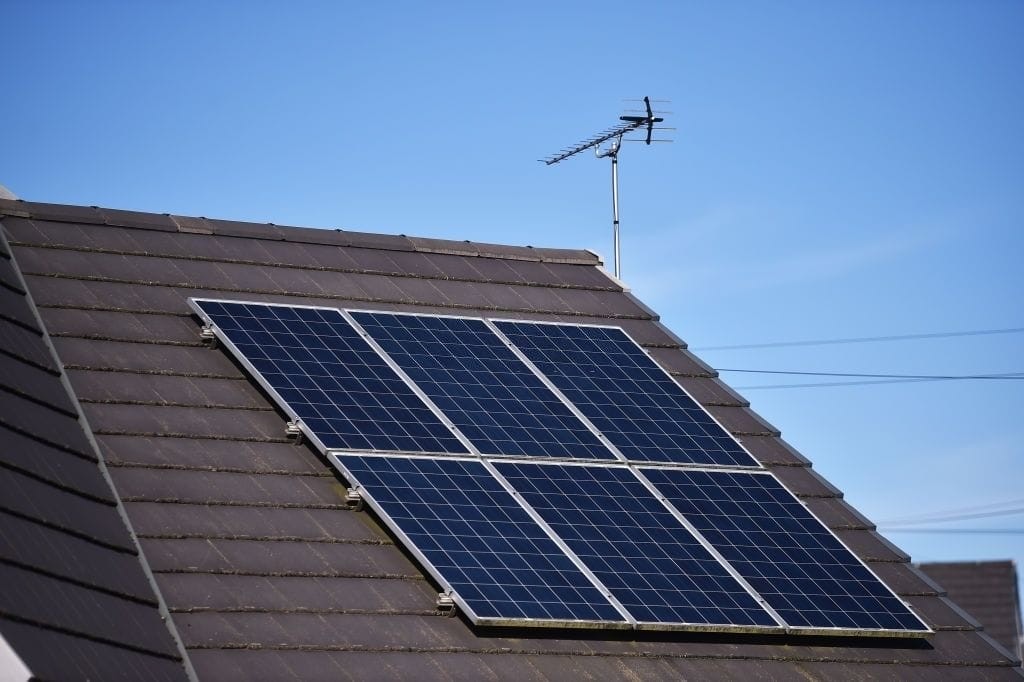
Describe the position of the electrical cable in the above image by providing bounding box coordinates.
[880,528,1024,535]
[693,326,1024,351]
[721,369,1024,390]
[878,497,1024,525]
[718,369,1024,380]
[876,506,1024,526]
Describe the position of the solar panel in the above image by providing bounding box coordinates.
[192,300,929,637]
[334,454,628,626]
[493,321,758,467]
[190,300,468,454]
[351,311,615,460]
[493,461,779,628]
[640,468,930,633]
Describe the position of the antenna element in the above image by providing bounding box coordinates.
[541,97,671,279]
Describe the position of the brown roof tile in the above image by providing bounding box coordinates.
[0,350,77,414]
[0,511,153,600]
[0,562,178,656]
[768,465,842,498]
[0,424,113,501]
[0,284,42,330]
[739,435,811,467]
[39,307,201,344]
[158,573,436,613]
[0,317,58,370]
[125,502,384,543]
[142,538,415,577]
[0,389,93,454]
[833,529,910,563]
[919,561,1022,660]
[70,370,267,410]
[98,435,326,474]
[108,468,344,508]
[1,467,133,549]
[53,337,242,377]
[0,621,186,682]
[82,403,288,441]
[0,254,25,293]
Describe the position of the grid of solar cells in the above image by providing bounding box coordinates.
[352,312,614,460]
[193,301,467,454]
[493,462,778,627]
[641,468,929,631]
[337,455,626,623]
[494,321,758,466]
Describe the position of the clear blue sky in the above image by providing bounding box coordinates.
[5,1,1022,623]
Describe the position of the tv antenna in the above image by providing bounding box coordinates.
[541,96,671,279]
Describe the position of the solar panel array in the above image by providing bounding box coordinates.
[191,299,929,636]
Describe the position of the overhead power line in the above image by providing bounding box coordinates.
[721,370,1024,390]
[877,498,1024,526]
[881,528,1024,535]
[693,326,1024,351]
[735,378,1018,390]
[876,507,1024,527]
[718,369,1024,380]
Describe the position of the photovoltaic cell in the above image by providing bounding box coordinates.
[336,455,626,624]
[641,468,929,632]
[494,462,777,627]
[494,321,758,466]
[192,301,467,454]
[352,312,614,460]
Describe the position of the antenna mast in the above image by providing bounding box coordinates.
[541,96,671,279]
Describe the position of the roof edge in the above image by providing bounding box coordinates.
[0,199,600,265]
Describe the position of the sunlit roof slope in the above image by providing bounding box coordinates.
[0,198,1019,680]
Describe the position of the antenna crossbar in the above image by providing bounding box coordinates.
[540,96,670,279]
[541,96,665,165]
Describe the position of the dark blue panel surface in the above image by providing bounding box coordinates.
[494,462,777,627]
[194,301,467,454]
[494,321,757,466]
[353,312,614,460]
[337,455,625,623]
[642,468,929,632]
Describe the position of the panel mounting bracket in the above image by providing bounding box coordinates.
[345,488,364,512]
[199,324,218,348]
[285,420,304,444]
[436,592,457,617]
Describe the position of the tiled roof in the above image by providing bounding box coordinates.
[919,561,1023,662]
[1,198,1020,680]
[0,216,189,680]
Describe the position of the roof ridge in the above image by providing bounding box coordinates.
[0,199,601,265]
